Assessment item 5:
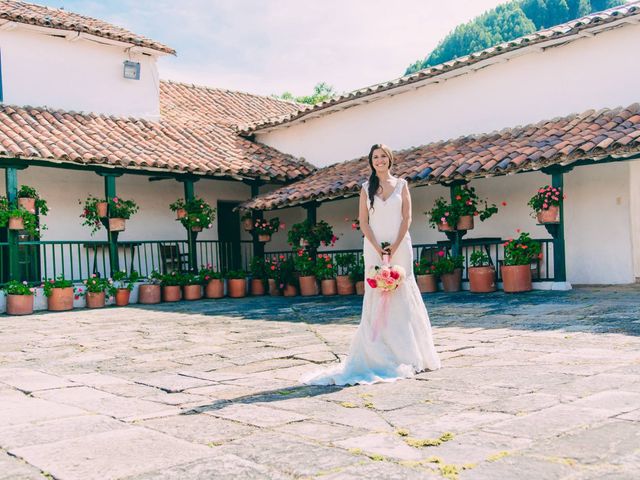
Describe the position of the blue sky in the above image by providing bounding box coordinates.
[37,0,507,96]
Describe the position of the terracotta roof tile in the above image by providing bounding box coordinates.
[240,103,640,211]
[0,81,314,182]
[239,2,640,134]
[0,0,174,54]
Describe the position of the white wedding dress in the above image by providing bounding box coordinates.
[301,178,441,386]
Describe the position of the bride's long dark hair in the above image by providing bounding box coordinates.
[367,144,394,210]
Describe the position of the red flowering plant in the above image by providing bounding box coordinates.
[180,197,215,231]
[293,248,316,276]
[452,185,498,221]
[79,195,106,235]
[345,217,360,231]
[250,256,270,281]
[527,185,564,215]
[426,197,460,229]
[253,217,283,236]
[414,257,437,276]
[314,254,336,280]
[199,264,223,281]
[433,251,464,275]
[503,232,542,266]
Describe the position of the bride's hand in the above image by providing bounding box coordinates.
[387,243,399,259]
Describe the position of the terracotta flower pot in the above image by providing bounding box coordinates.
[242,218,253,231]
[97,201,108,218]
[205,279,224,299]
[176,208,187,220]
[228,279,246,298]
[47,287,74,311]
[115,288,131,306]
[7,294,34,315]
[138,284,161,304]
[162,285,181,302]
[183,284,202,300]
[469,266,496,293]
[437,221,454,232]
[501,265,533,293]
[86,291,106,309]
[441,268,462,292]
[109,218,126,232]
[258,234,271,242]
[299,275,318,296]
[336,275,355,295]
[191,225,203,232]
[18,197,36,214]
[268,278,281,296]
[321,278,337,296]
[283,284,298,297]
[537,205,560,224]
[8,217,24,230]
[355,281,365,295]
[416,274,438,293]
[456,215,474,231]
[251,278,266,296]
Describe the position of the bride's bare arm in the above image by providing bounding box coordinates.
[359,188,384,257]
[390,181,412,258]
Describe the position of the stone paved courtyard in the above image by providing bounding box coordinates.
[1,286,639,480]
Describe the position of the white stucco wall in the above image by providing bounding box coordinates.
[256,23,640,168]
[0,27,161,119]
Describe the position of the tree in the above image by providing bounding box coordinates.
[405,0,625,75]
[275,82,337,105]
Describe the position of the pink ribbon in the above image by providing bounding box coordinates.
[371,290,390,341]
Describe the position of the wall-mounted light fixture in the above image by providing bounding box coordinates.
[123,60,140,80]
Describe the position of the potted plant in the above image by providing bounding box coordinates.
[279,256,298,296]
[335,253,356,295]
[287,220,337,249]
[426,197,459,232]
[79,195,107,235]
[414,257,438,293]
[17,185,49,216]
[528,185,563,224]
[181,272,203,300]
[0,196,43,237]
[294,248,318,296]
[265,256,282,296]
[502,232,542,293]
[44,275,74,311]
[241,211,254,231]
[468,251,496,293]
[107,196,139,232]
[253,217,282,242]
[112,270,140,306]
[4,280,35,315]
[179,197,216,232]
[169,199,187,220]
[350,257,366,295]
[82,275,116,309]
[139,271,162,304]
[201,265,225,299]
[434,252,464,292]
[315,254,337,296]
[226,270,247,298]
[451,185,498,230]
[249,256,268,296]
[161,271,182,302]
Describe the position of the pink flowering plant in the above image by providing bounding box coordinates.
[253,218,283,236]
[179,197,215,230]
[3,280,36,296]
[199,265,223,282]
[433,252,464,275]
[108,197,138,219]
[528,185,564,215]
[503,232,542,266]
[426,197,460,229]
[82,275,116,296]
[43,275,74,297]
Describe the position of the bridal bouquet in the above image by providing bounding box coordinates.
[366,249,406,292]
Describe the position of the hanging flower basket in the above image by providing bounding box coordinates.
[192,225,204,232]
[529,186,563,224]
[456,215,474,231]
[241,212,254,231]
[17,186,49,216]
[537,205,560,224]
[18,197,36,214]
[254,218,282,242]
[174,197,216,232]
[258,233,271,242]
[97,202,108,218]
[8,216,24,230]
[109,218,126,232]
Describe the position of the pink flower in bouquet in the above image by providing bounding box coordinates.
[381,269,390,279]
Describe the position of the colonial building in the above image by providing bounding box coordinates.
[0,0,639,312]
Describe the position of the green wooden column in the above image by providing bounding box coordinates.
[304,202,318,258]
[5,167,20,281]
[182,178,198,272]
[551,170,567,282]
[101,173,121,275]
[447,181,468,257]
[250,181,264,259]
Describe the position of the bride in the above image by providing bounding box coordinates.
[301,144,441,386]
